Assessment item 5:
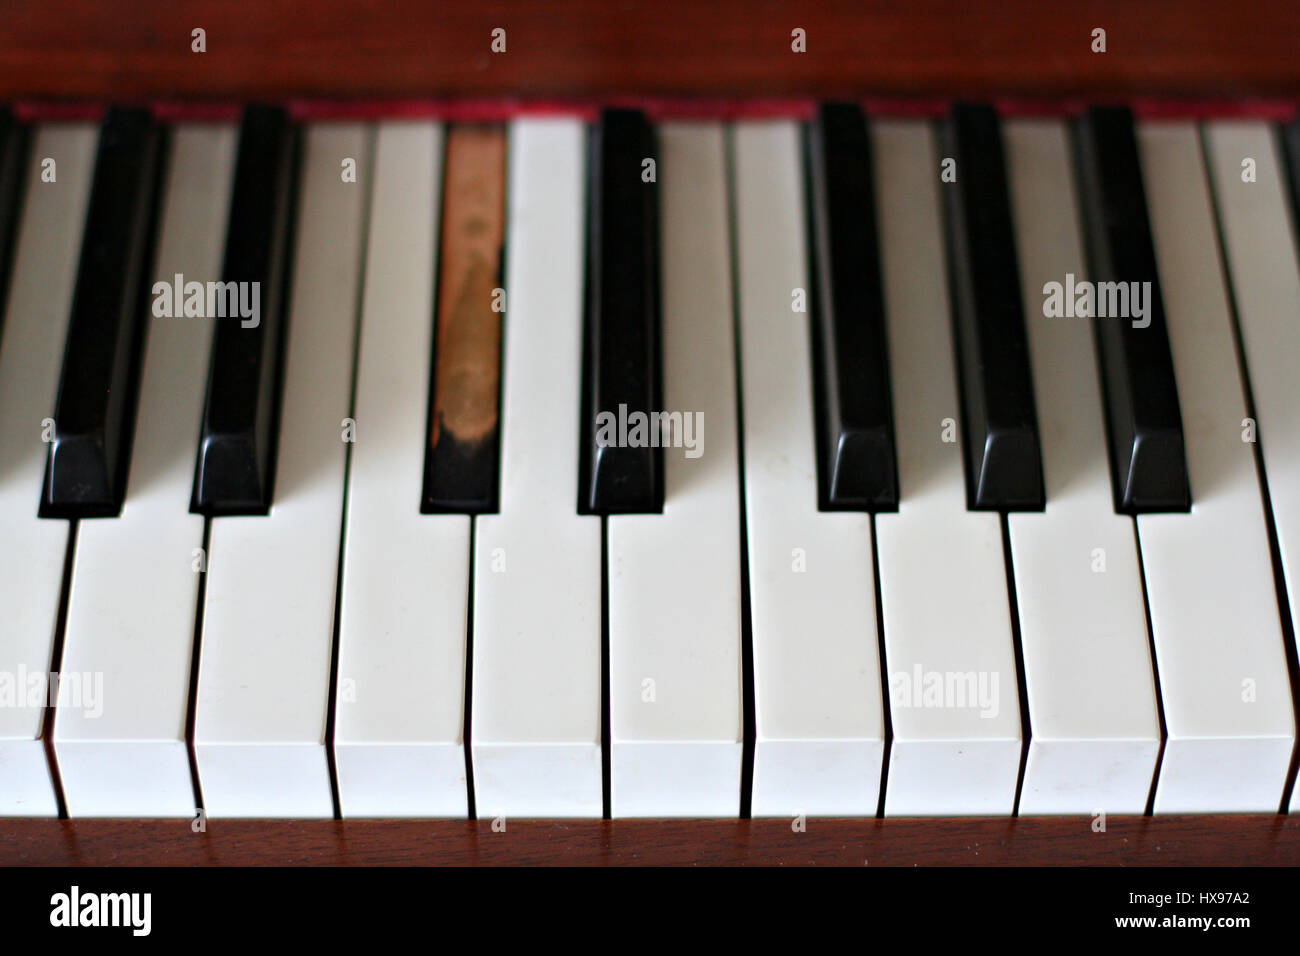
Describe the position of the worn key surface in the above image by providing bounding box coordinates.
[421,124,506,514]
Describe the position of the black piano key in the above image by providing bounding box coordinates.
[41,108,166,518]
[578,108,663,515]
[939,103,1044,511]
[1281,117,1300,266]
[1072,106,1190,514]
[805,103,898,511]
[0,108,29,332]
[191,106,299,516]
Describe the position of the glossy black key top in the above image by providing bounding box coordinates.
[1072,106,1190,513]
[805,103,897,511]
[42,108,165,518]
[191,106,299,516]
[0,108,28,328]
[939,103,1044,511]
[579,108,662,515]
[1281,118,1300,265]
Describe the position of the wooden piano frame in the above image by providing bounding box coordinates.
[2,0,1299,865]
[1,816,1298,866]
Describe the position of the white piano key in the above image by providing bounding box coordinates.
[193,124,370,818]
[1003,120,1161,815]
[607,123,743,818]
[0,124,96,816]
[1202,123,1300,813]
[332,121,472,818]
[733,121,885,817]
[470,119,603,817]
[52,125,236,817]
[872,120,1022,816]
[1136,121,1294,813]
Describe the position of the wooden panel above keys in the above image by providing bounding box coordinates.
[422,124,506,513]
[1,0,1298,99]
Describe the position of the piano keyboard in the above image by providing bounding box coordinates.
[2,102,1300,821]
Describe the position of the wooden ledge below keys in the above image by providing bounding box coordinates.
[3,816,1299,866]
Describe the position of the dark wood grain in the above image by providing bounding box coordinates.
[3,816,1298,866]
[1,1,1299,101]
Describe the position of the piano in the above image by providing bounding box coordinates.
[3,0,1300,868]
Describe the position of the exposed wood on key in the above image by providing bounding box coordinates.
[422,124,506,513]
